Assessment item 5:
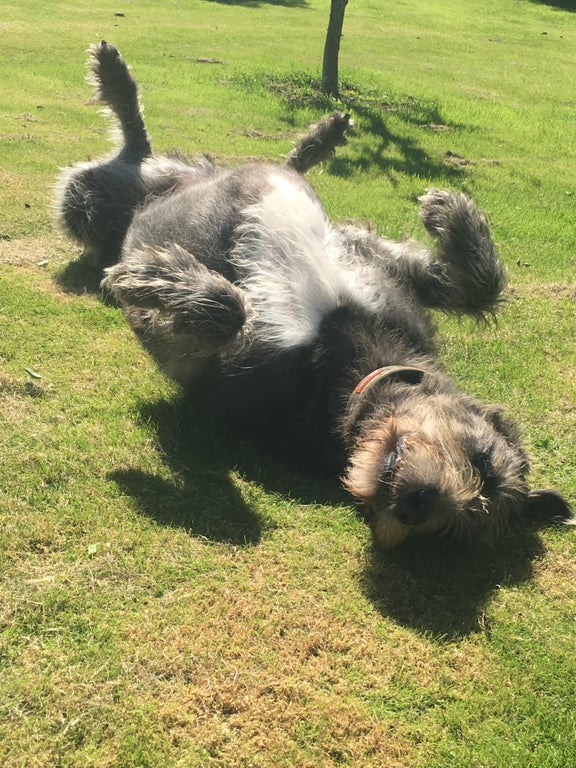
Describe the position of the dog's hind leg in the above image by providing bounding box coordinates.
[102,244,248,384]
[56,42,202,267]
[55,42,153,265]
[284,112,352,173]
[415,189,507,319]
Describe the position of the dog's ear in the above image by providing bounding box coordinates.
[342,452,379,502]
[480,403,522,443]
[524,489,574,524]
[477,402,531,476]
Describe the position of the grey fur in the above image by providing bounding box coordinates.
[56,41,572,548]
[285,111,353,173]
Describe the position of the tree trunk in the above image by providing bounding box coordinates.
[321,0,348,97]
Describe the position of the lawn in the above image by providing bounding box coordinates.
[1,0,575,766]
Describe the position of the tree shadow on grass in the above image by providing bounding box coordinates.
[362,523,548,639]
[528,0,575,11]
[265,74,468,184]
[329,100,465,183]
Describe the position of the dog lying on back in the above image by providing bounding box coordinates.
[56,41,572,548]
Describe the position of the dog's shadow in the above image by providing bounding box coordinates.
[362,526,546,639]
[108,394,346,545]
[57,252,106,295]
[108,397,274,546]
[111,394,552,636]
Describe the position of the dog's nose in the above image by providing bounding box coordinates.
[396,488,438,526]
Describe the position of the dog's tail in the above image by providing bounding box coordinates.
[88,40,152,158]
[285,112,352,174]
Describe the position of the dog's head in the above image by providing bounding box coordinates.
[343,390,572,548]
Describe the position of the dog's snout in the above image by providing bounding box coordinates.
[396,488,439,526]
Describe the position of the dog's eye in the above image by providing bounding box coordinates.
[378,436,407,482]
[475,452,490,478]
[472,450,497,491]
[379,449,399,481]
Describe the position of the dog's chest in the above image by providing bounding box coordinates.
[231,172,385,348]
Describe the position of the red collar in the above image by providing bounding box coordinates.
[345,365,427,419]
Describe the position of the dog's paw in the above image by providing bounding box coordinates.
[418,188,460,236]
[285,111,354,173]
[171,282,248,345]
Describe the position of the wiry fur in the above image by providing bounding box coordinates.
[285,112,353,173]
[56,41,573,548]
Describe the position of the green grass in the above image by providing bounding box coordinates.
[1,0,575,765]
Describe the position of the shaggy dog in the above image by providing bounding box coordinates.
[56,41,572,548]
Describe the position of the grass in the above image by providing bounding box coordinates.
[1,0,575,765]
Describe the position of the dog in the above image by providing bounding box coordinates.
[56,41,572,548]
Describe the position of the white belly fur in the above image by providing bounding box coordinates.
[231,172,383,349]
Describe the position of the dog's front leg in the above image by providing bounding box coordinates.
[415,189,506,319]
[103,243,248,350]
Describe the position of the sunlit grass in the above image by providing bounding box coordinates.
[1,0,575,765]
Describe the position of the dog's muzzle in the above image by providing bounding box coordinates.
[394,487,439,526]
